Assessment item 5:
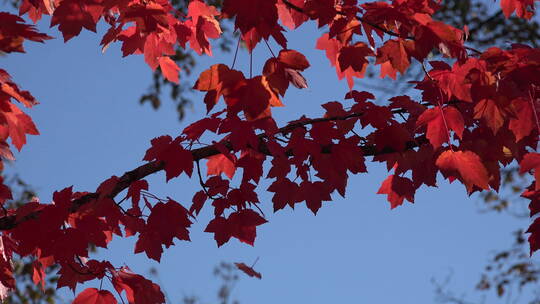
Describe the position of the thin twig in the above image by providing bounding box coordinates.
[263,39,276,58]
[195,160,221,200]
[231,36,241,69]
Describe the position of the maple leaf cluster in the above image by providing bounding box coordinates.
[1,0,540,303]
[0,12,46,211]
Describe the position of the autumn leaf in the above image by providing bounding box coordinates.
[186,0,222,55]
[112,268,165,304]
[337,42,373,74]
[0,70,39,108]
[376,39,411,79]
[73,288,117,304]
[303,0,337,27]
[183,117,221,140]
[190,191,207,216]
[205,209,267,246]
[235,262,262,279]
[0,12,51,53]
[0,102,39,151]
[4,0,540,296]
[317,34,370,88]
[509,97,535,141]
[143,136,193,181]
[520,153,540,190]
[222,0,283,50]
[158,57,180,84]
[120,2,168,33]
[527,217,540,255]
[276,0,308,29]
[501,0,536,19]
[263,49,310,96]
[193,64,246,113]
[416,106,464,148]
[377,175,415,209]
[207,154,237,179]
[135,200,191,261]
[474,98,508,134]
[436,150,489,192]
[50,0,103,41]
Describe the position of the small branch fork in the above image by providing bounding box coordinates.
[0,106,428,231]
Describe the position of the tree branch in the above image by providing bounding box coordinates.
[0,109,427,231]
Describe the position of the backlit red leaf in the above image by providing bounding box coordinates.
[207,154,237,179]
[112,268,165,304]
[73,288,117,304]
[158,57,180,84]
[416,106,464,148]
[501,0,536,19]
[377,175,415,209]
[436,150,489,192]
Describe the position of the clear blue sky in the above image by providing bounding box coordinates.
[1,6,536,304]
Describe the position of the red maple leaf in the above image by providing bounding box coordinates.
[520,153,540,190]
[112,268,165,304]
[182,116,221,140]
[32,256,53,291]
[376,39,411,79]
[473,97,510,134]
[56,262,99,292]
[509,97,535,141]
[316,34,369,88]
[303,0,337,27]
[186,0,222,55]
[263,49,310,96]
[205,209,267,246]
[0,12,51,53]
[436,150,489,192]
[298,181,332,214]
[18,0,54,23]
[337,42,373,74]
[276,0,308,29]
[73,288,117,304]
[501,0,536,19]
[234,262,262,279]
[189,191,207,216]
[135,200,191,261]
[120,2,168,33]
[0,69,39,108]
[222,0,285,50]
[527,217,540,254]
[158,56,180,84]
[377,175,416,209]
[207,154,237,179]
[50,0,103,41]
[267,178,300,211]
[0,102,39,151]
[193,64,246,113]
[416,106,464,148]
[143,136,193,181]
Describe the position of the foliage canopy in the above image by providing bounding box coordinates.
[0,0,540,302]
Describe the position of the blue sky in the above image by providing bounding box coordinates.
[1,5,537,304]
